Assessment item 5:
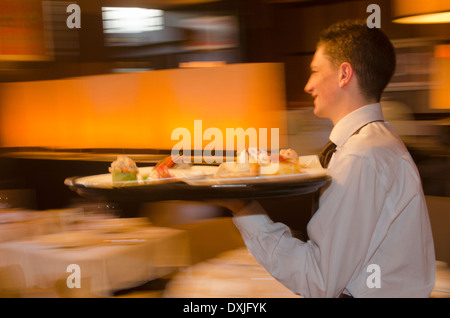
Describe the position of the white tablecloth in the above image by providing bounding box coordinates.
[164,247,300,298]
[0,224,190,297]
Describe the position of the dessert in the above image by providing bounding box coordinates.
[215,162,260,178]
[275,148,302,175]
[215,148,304,178]
[215,148,266,178]
[108,155,191,183]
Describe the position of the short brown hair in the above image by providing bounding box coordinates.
[318,20,396,102]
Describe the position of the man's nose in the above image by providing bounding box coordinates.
[304,79,313,94]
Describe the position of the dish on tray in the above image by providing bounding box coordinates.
[70,166,211,189]
[66,153,327,189]
[183,167,328,186]
[183,152,328,186]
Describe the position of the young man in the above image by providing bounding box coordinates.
[221,20,435,298]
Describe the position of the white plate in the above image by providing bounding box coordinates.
[183,155,327,186]
[67,156,327,189]
[183,168,329,186]
[73,167,210,189]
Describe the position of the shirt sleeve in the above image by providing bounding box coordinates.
[233,154,385,298]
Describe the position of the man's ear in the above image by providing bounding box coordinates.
[338,62,353,88]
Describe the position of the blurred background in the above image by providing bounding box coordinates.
[0,0,448,199]
[0,0,449,298]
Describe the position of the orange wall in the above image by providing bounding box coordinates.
[430,45,450,109]
[0,63,288,151]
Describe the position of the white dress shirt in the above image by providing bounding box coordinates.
[233,103,436,298]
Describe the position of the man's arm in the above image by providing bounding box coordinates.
[219,155,384,298]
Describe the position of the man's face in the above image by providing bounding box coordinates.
[304,45,341,120]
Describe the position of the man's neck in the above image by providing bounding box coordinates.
[330,95,377,126]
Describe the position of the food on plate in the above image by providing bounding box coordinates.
[215,162,260,178]
[215,148,265,178]
[257,148,303,175]
[148,155,193,180]
[108,155,190,183]
[150,155,178,179]
[109,155,139,182]
[275,148,302,175]
[280,148,299,162]
[215,148,305,178]
[237,147,271,165]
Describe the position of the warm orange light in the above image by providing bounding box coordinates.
[0,63,288,151]
[430,45,450,109]
[393,11,450,24]
[435,44,450,58]
[392,0,450,24]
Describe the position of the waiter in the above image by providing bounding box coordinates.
[219,20,435,298]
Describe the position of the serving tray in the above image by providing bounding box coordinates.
[65,165,330,202]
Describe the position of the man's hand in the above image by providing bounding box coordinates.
[209,199,265,216]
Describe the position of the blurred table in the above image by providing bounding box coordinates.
[0,219,189,297]
[164,247,300,298]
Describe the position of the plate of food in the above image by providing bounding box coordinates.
[67,155,211,189]
[65,149,330,202]
[184,149,328,186]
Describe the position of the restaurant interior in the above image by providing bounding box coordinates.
[0,0,449,298]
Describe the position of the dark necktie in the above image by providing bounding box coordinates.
[318,120,383,168]
[319,140,337,168]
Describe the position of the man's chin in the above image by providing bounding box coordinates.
[313,105,323,117]
[313,106,330,121]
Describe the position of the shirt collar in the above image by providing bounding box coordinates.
[329,103,384,147]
